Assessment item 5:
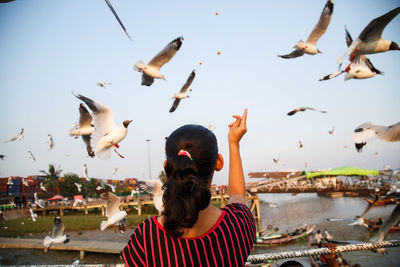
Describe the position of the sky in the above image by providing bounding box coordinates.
[0,0,399,185]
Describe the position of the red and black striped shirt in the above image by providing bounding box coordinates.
[122,203,256,267]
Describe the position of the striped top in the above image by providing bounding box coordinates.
[122,203,256,267]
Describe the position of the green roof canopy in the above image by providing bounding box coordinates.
[305,166,379,179]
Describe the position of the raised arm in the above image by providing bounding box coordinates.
[228,109,248,204]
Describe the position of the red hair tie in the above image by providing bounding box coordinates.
[178,150,193,161]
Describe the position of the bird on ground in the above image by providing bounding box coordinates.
[337,6,400,67]
[97,82,112,88]
[287,107,327,116]
[97,188,127,232]
[134,37,184,86]
[6,128,24,142]
[34,192,44,208]
[278,0,334,59]
[74,183,82,192]
[320,27,383,81]
[298,141,303,148]
[104,0,132,41]
[69,104,95,158]
[273,156,280,164]
[28,151,36,162]
[40,182,46,192]
[43,216,70,248]
[29,208,37,222]
[169,70,196,113]
[112,167,118,175]
[47,134,54,150]
[83,164,89,181]
[73,93,132,159]
[351,121,400,152]
[7,177,13,185]
[139,180,164,212]
[329,126,335,135]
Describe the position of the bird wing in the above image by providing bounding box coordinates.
[141,73,155,86]
[104,0,132,41]
[52,219,64,238]
[306,0,334,45]
[178,70,196,94]
[358,7,400,42]
[79,104,93,128]
[81,135,95,157]
[345,26,353,47]
[319,70,345,81]
[361,56,383,74]
[148,37,183,69]
[105,192,121,218]
[169,98,181,113]
[278,49,304,59]
[287,108,299,116]
[351,122,377,143]
[140,180,162,195]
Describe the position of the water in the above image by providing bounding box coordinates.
[254,193,400,266]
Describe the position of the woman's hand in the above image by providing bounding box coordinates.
[228,108,248,145]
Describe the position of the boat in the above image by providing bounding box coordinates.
[256,224,316,246]
[364,218,400,232]
[365,197,396,206]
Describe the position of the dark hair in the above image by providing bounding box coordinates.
[163,124,218,237]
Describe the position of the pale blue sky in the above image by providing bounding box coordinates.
[0,0,399,184]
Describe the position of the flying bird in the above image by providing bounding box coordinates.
[104,0,132,41]
[298,141,303,148]
[287,107,327,116]
[47,134,54,150]
[273,156,280,164]
[329,126,335,135]
[134,37,184,86]
[69,104,95,158]
[108,184,116,193]
[74,183,82,193]
[139,180,164,212]
[320,27,383,81]
[83,164,89,181]
[40,182,46,192]
[6,128,24,142]
[97,188,127,232]
[351,121,400,152]
[170,70,196,113]
[34,192,44,208]
[29,208,37,222]
[28,151,36,162]
[73,93,132,159]
[324,229,333,241]
[7,177,13,185]
[97,82,112,88]
[112,167,118,175]
[338,6,400,67]
[22,178,29,187]
[0,155,4,160]
[43,216,70,248]
[278,0,334,59]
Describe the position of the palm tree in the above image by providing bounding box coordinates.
[39,164,62,196]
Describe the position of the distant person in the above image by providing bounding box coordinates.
[122,109,256,266]
[315,229,324,248]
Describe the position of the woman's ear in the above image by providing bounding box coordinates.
[215,153,224,171]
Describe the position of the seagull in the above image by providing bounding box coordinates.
[69,104,95,158]
[6,128,24,142]
[83,164,89,181]
[328,126,335,135]
[7,177,13,185]
[97,188,127,231]
[97,82,112,88]
[29,208,37,222]
[43,216,70,248]
[108,184,116,193]
[287,106,327,116]
[349,195,379,227]
[139,180,164,212]
[112,167,118,175]
[0,155,4,160]
[273,156,280,164]
[74,183,82,192]
[207,124,216,132]
[298,141,303,148]
[34,192,44,208]
[22,178,29,187]
[40,182,46,192]
[351,121,400,152]
[278,0,334,59]
[47,134,54,150]
[104,0,132,41]
[169,70,196,113]
[134,37,184,86]
[338,6,400,67]
[130,187,140,198]
[324,229,333,240]
[320,27,383,81]
[28,151,36,162]
[73,93,132,159]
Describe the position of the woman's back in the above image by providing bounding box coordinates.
[122,202,255,267]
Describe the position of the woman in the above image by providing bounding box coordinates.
[122,109,255,266]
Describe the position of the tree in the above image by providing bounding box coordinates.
[39,164,62,196]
